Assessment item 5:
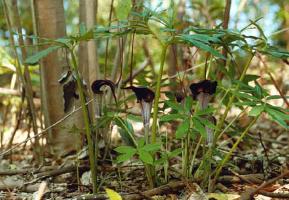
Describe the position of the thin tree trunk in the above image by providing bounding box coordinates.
[4,0,41,161]
[30,0,50,132]
[35,0,81,156]
[167,0,185,90]
[79,0,99,85]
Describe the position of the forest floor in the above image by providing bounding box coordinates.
[1,115,289,200]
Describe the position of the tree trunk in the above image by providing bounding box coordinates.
[79,0,99,86]
[79,0,99,125]
[35,0,81,156]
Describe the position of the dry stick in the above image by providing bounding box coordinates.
[0,87,21,95]
[229,171,289,199]
[240,170,289,200]
[121,184,154,200]
[23,165,90,186]
[122,59,150,85]
[0,99,94,157]
[75,181,186,200]
[257,53,289,108]
[257,132,270,168]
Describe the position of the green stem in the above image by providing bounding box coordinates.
[214,53,254,141]
[151,45,168,143]
[213,115,259,183]
[70,49,97,194]
[189,136,202,177]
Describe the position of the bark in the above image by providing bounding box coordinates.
[79,0,99,86]
[79,0,99,125]
[35,0,81,156]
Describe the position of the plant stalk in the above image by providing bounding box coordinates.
[151,45,168,144]
[213,115,259,184]
[70,49,97,194]
[214,53,254,141]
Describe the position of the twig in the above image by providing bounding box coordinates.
[75,181,186,200]
[0,99,94,157]
[257,132,270,168]
[122,59,150,85]
[23,164,89,186]
[121,184,154,200]
[240,170,289,200]
[0,87,20,96]
[257,53,289,108]
[35,181,47,200]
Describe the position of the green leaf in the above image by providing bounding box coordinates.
[116,152,135,163]
[235,92,260,101]
[260,46,289,59]
[137,138,145,148]
[192,118,207,138]
[249,105,264,116]
[198,117,216,129]
[184,97,193,112]
[267,95,289,100]
[243,74,260,83]
[266,107,289,120]
[265,107,289,129]
[235,101,257,106]
[116,0,132,20]
[55,38,71,45]
[165,100,184,112]
[140,143,161,152]
[138,150,153,164]
[168,148,182,158]
[114,117,136,146]
[176,118,190,139]
[105,188,122,200]
[127,114,143,122]
[159,113,184,122]
[25,46,61,64]
[195,107,215,116]
[114,146,136,154]
[179,34,225,59]
[154,156,167,165]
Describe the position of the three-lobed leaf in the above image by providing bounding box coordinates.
[138,150,154,164]
[140,143,161,152]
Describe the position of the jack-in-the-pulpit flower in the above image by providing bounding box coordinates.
[91,80,117,117]
[190,80,217,146]
[123,86,155,127]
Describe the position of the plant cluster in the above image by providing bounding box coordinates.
[25,1,289,193]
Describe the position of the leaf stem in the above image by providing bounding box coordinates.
[213,115,259,183]
[151,45,168,143]
[214,53,254,141]
[70,49,97,194]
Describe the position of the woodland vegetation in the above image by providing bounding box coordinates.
[1,0,289,199]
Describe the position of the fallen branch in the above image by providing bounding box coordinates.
[240,170,289,200]
[75,181,186,200]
